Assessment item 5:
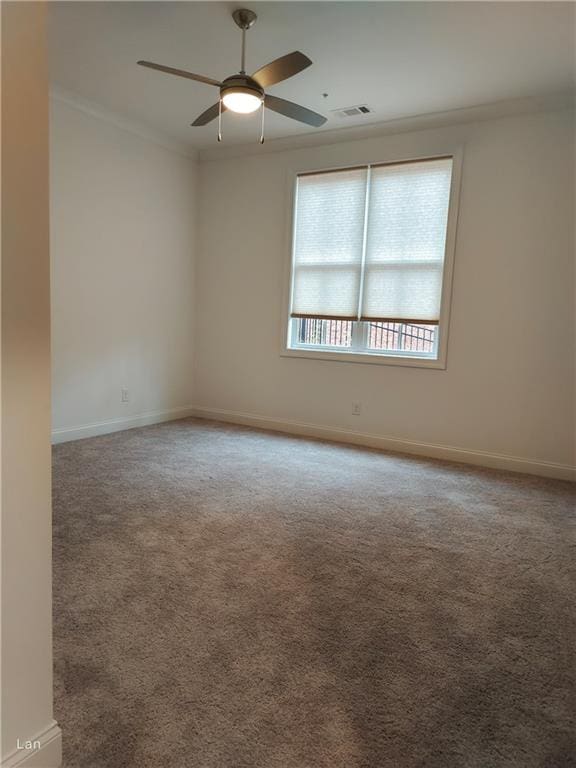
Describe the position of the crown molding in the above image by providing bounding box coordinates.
[198,89,575,163]
[50,84,197,159]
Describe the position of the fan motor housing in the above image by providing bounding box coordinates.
[220,74,264,102]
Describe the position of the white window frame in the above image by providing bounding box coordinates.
[280,148,463,370]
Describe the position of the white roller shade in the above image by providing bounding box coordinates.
[290,168,368,319]
[361,158,453,323]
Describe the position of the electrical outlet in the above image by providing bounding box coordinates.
[121,387,129,403]
[352,401,361,416]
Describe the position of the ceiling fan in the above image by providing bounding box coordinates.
[138,8,327,142]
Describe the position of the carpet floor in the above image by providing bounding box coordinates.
[53,418,575,768]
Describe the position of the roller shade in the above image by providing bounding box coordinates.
[290,167,368,319]
[290,157,453,323]
[361,158,452,322]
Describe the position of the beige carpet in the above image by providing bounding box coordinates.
[53,418,576,768]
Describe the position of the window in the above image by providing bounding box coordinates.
[284,155,459,367]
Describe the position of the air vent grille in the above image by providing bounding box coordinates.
[331,105,372,119]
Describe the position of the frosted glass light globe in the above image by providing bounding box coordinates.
[222,91,262,114]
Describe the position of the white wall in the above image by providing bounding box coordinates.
[50,98,197,440]
[194,108,575,477]
[1,2,61,766]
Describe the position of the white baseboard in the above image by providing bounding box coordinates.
[191,407,576,482]
[1,721,62,768]
[50,403,575,480]
[51,405,195,444]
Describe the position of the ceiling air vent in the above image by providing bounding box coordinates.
[331,105,372,119]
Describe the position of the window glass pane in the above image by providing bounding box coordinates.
[294,170,367,265]
[366,160,452,264]
[291,168,367,318]
[292,265,361,320]
[295,318,353,347]
[362,158,452,322]
[366,322,436,354]
[361,262,443,323]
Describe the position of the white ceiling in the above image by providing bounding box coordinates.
[49,2,575,150]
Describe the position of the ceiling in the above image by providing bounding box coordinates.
[49,2,575,150]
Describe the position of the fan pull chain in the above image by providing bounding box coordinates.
[259,100,265,144]
[240,28,246,74]
[217,99,222,142]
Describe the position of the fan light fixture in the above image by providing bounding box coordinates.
[220,77,264,114]
[137,8,327,143]
[222,90,262,114]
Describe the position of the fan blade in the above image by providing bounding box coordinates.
[191,102,226,127]
[137,60,222,88]
[252,51,312,88]
[265,95,327,127]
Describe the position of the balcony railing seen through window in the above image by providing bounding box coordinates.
[293,318,437,356]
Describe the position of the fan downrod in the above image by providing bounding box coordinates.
[232,8,257,30]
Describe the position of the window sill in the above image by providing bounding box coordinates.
[281,347,447,369]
